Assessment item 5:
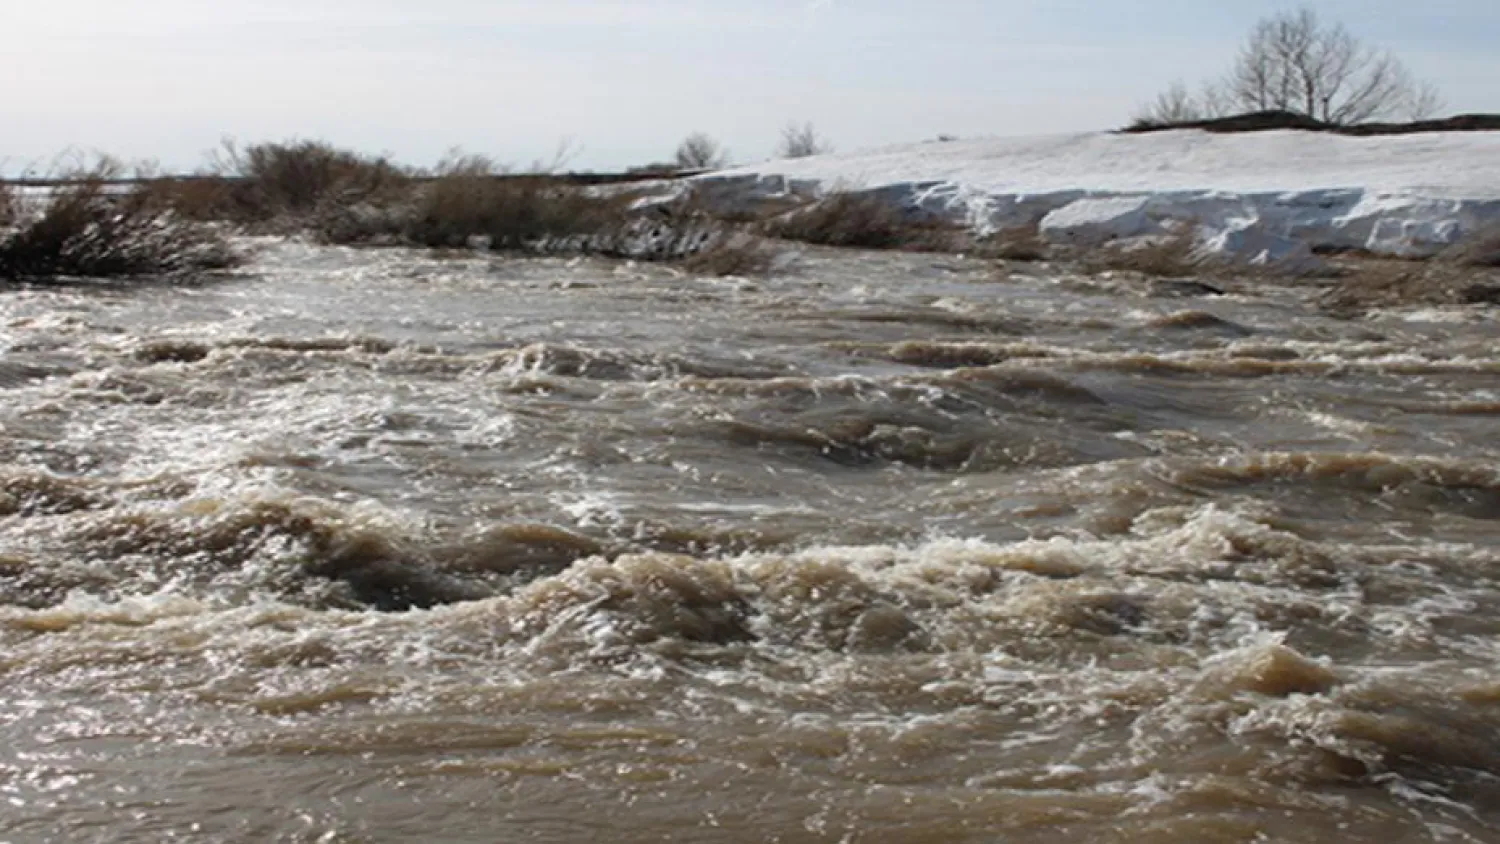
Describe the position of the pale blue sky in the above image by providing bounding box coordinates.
[6,0,1497,172]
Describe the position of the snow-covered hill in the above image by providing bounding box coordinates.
[697,129,1500,263]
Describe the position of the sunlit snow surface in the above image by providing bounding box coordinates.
[700,129,1500,262]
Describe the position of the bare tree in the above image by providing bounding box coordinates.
[1197,80,1232,120]
[1132,80,1231,126]
[1134,80,1218,126]
[1222,7,1439,124]
[674,133,728,171]
[777,122,832,159]
[1145,7,1443,127]
[1134,81,1200,126]
[1404,80,1446,121]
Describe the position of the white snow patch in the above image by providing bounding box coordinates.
[696,129,1500,262]
[1040,197,1160,245]
[1198,224,1319,271]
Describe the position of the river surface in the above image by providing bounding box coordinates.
[2,242,1499,843]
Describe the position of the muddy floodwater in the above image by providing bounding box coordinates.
[2,241,1499,843]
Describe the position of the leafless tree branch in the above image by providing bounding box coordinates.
[1155,6,1442,127]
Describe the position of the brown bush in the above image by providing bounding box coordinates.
[201,140,411,226]
[259,150,777,273]
[0,163,240,282]
[762,192,959,251]
[409,165,629,251]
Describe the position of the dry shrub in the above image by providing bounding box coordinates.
[666,181,812,226]
[318,154,634,252]
[408,157,629,250]
[1082,227,1203,277]
[205,140,410,226]
[0,182,15,228]
[319,156,774,271]
[607,191,777,272]
[139,176,239,222]
[0,162,240,282]
[219,148,782,273]
[763,192,959,251]
[970,223,1050,261]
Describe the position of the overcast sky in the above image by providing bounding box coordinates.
[6,0,1497,172]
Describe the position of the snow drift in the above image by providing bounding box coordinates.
[693,129,1500,264]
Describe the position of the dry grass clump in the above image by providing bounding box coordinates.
[1320,257,1498,313]
[762,191,959,251]
[1442,224,1500,268]
[1320,261,1437,312]
[1080,228,1204,278]
[0,162,240,283]
[1320,225,1500,312]
[969,223,1051,261]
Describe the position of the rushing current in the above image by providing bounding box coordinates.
[1,240,1498,843]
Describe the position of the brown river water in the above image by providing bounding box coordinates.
[1,241,1498,843]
